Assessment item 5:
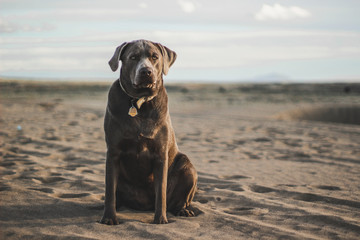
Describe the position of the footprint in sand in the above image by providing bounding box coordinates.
[0,184,11,192]
[2,169,16,176]
[214,184,244,192]
[28,187,54,193]
[243,151,261,159]
[58,146,73,152]
[314,185,341,191]
[17,149,51,157]
[67,121,79,126]
[42,129,60,141]
[194,198,209,204]
[64,164,86,171]
[0,160,16,167]
[224,207,269,216]
[56,193,90,198]
[2,154,36,167]
[64,180,100,192]
[86,204,104,211]
[38,102,59,111]
[222,175,251,180]
[249,185,275,193]
[207,160,219,163]
[27,138,73,152]
[33,176,66,184]
[253,137,272,143]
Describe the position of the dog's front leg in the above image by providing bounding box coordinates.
[100,150,120,225]
[153,155,168,224]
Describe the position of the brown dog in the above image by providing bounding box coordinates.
[100,40,197,225]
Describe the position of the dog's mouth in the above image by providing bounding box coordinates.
[132,76,157,90]
[133,82,156,90]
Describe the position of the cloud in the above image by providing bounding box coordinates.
[177,0,197,13]
[255,3,311,21]
[1,29,359,74]
[0,16,55,33]
[138,2,148,9]
[0,46,108,71]
[0,17,19,33]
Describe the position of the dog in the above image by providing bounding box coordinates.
[100,40,197,225]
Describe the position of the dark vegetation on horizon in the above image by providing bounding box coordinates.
[1,79,360,95]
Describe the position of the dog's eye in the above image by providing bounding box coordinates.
[152,55,158,60]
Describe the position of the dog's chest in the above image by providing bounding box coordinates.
[118,137,160,180]
[128,118,160,139]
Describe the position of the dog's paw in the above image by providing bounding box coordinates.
[100,214,120,225]
[153,215,168,224]
[177,208,195,217]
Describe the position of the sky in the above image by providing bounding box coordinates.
[1,0,360,83]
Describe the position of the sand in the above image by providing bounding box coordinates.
[1,81,360,239]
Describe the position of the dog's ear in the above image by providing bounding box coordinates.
[155,43,177,75]
[108,42,129,72]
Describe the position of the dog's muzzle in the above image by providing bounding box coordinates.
[133,67,156,89]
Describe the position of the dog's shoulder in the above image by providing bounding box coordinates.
[108,79,122,101]
[106,80,129,122]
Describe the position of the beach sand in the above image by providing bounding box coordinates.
[1,80,360,239]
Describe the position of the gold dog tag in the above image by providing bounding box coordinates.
[128,106,138,117]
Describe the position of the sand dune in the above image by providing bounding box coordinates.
[1,81,360,239]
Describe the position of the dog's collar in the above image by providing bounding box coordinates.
[119,79,155,117]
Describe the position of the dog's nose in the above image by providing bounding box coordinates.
[139,67,152,77]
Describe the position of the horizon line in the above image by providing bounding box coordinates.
[1,75,360,84]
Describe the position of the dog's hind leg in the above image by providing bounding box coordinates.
[167,153,197,216]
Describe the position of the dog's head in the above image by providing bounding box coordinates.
[109,39,177,98]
